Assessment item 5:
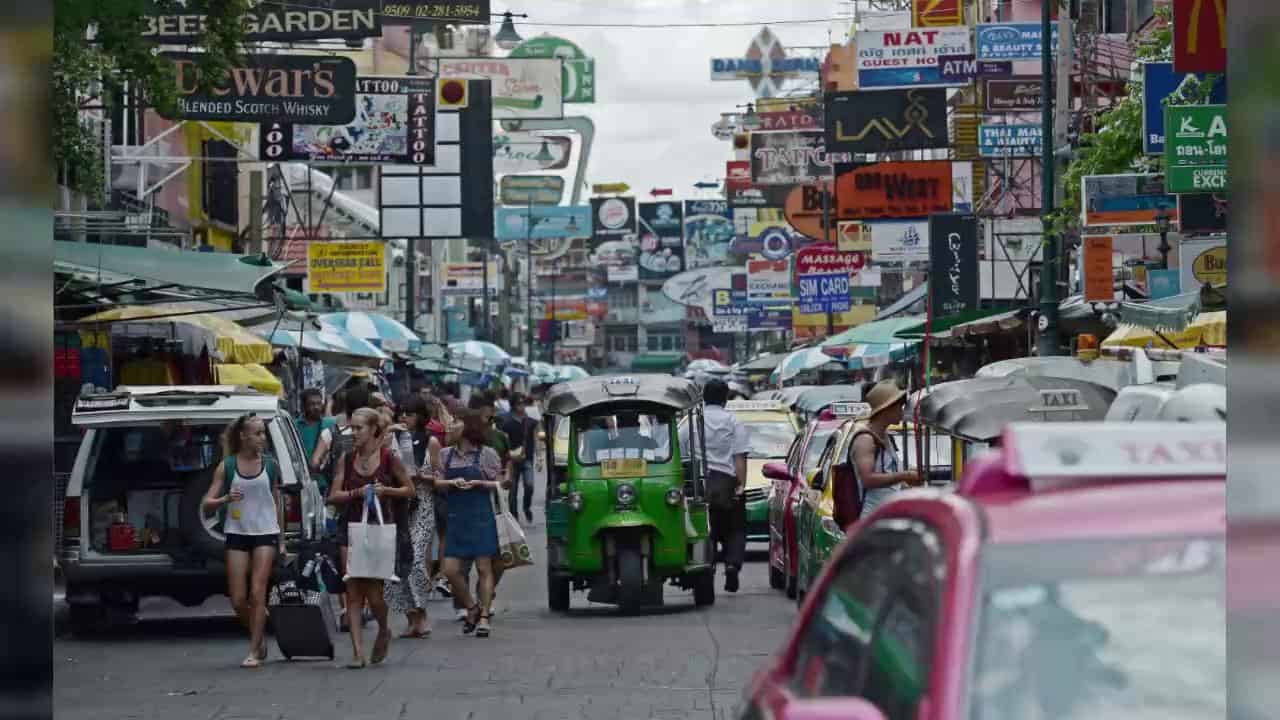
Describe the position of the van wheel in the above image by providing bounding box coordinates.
[66,604,105,636]
[617,546,644,613]
[693,570,715,607]
[180,471,224,559]
[548,568,570,613]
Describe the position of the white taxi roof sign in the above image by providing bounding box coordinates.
[725,400,787,412]
[1003,422,1226,485]
[829,401,872,418]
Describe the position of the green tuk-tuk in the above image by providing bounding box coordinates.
[542,375,716,612]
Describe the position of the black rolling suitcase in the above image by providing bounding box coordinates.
[269,561,336,661]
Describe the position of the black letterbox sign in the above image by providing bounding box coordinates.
[158,52,357,125]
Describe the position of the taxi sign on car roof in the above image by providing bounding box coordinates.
[602,376,640,396]
[724,400,787,412]
[828,401,872,418]
[1003,422,1226,485]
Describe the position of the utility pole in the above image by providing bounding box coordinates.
[404,24,423,334]
[1036,0,1062,356]
[525,199,534,359]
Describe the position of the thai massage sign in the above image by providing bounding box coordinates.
[159,52,356,124]
[795,243,863,314]
[835,161,953,220]
[855,27,972,89]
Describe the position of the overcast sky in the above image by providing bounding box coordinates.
[501,0,850,202]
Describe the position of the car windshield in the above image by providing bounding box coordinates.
[970,536,1225,720]
[575,412,673,465]
[801,427,837,476]
[742,421,796,459]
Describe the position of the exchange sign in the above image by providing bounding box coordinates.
[1164,104,1228,193]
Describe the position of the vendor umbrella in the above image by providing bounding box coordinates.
[256,327,388,361]
[448,340,512,370]
[318,312,421,354]
[778,347,842,382]
[530,361,558,385]
[554,365,590,382]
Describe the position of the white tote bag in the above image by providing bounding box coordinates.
[345,488,398,582]
[492,489,533,570]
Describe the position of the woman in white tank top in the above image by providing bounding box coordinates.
[202,414,282,669]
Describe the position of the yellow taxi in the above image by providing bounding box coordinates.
[724,400,802,543]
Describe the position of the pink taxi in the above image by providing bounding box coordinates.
[740,421,1225,720]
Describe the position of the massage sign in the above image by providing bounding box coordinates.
[159,52,357,124]
[835,161,953,221]
[794,243,865,314]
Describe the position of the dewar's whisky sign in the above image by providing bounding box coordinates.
[159,53,357,124]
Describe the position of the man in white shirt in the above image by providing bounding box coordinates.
[682,379,750,592]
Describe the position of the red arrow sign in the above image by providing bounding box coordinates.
[650,188,673,196]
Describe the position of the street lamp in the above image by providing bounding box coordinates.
[1153,208,1173,269]
[534,139,555,164]
[739,103,762,131]
[494,11,523,49]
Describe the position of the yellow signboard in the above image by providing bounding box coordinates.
[601,458,647,478]
[306,241,386,293]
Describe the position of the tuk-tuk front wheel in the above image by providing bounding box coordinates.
[617,546,645,613]
[548,568,570,613]
[693,570,715,607]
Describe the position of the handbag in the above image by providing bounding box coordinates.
[492,488,533,570]
[345,485,399,581]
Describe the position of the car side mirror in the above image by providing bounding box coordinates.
[777,698,887,720]
[762,461,794,484]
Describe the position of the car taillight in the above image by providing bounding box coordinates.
[63,499,80,538]
[285,496,301,524]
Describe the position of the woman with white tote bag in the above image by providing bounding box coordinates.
[328,408,415,668]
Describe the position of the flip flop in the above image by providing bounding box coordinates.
[240,656,262,669]
[346,656,366,669]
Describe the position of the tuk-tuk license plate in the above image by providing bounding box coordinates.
[601,458,647,478]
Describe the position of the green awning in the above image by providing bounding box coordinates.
[893,307,1020,340]
[821,316,926,347]
[630,353,685,372]
[55,241,284,295]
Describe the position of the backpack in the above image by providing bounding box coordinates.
[216,456,281,533]
[319,424,354,482]
[834,427,886,530]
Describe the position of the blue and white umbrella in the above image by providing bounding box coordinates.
[449,340,511,367]
[554,365,590,382]
[258,327,388,361]
[530,361,558,384]
[318,312,421,354]
[777,347,842,382]
[845,342,913,370]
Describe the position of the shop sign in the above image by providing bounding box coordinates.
[837,221,871,253]
[835,161,953,221]
[1082,236,1114,302]
[710,27,821,98]
[306,241,385,293]
[493,133,572,173]
[750,305,793,331]
[912,0,964,27]
[1148,269,1182,299]
[495,205,590,241]
[975,22,1060,61]
[1172,0,1226,74]
[927,213,979,316]
[978,124,1043,157]
[869,220,930,263]
[824,88,949,154]
[1141,62,1227,155]
[1081,173,1178,227]
[797,272,851,314]
[758,110,821,131]
[260,75,434,164]
[1164,105,1228,193]
[508,35,595,103]
[683,200,734,269]
[434,58,563,119]
[855,27,972,89]
[159,52,357,124]
[750,131,852,186]
[985,78,1044,111]
[498,175,564,206]
[590,197,636,240]
[141,0,380,42]
[1178,238,1226,291]
[746,258,792,304]
[381,0,490,24]
[795,242,866,276]
[726,161,752,191]
[637,202,686,280]
[937,55,1013,83]
[783,182,837,242]
[729,185,789,208]
[440,261,500,297]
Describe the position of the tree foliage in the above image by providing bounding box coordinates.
[53,0,250,202]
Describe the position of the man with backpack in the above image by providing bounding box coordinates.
[295,389,337,495]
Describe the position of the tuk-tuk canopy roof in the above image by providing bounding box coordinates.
[543,374,702,416]
[907,375,1116,442]
[793,385,864,415]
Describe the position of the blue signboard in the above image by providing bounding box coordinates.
[712,288,749,316]
[975,22,1060,61]
[494,205,591,241]
[714,289,791,330]
[1141,62,1228,155]
[938,54,1013,83]
[797,271,851,315]
[978,124,1043,157]
[750,305,792,331]
[1147,268,1181,300]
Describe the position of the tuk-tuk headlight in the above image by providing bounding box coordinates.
[616,483,636,506]
[568,492,584,512]
[665,488,682,506]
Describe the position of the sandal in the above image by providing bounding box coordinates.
[461,604,480,635]
[240,655,262,669]
[474,614,491,638]
[345,656,366,669]
[370,628,391,664]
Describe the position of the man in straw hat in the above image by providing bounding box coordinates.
[846,380,924,518]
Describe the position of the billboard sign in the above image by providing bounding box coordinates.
[590,197,637,241]
[493,133,572,173]
[927,213,979,316]
[434,58,564,119]
[1082,235,1114,302]
[855,27,972,89]
[758,110,821,131]
[1081,174,1179,227]
[1164,104,1228,193]
[507,35,595,103]
[985,78,1045,111]
[912,0,964,27]
[637,202,686,280]
[746,258,792,304]
[142,0,380,42]
[440,261,501,297]
[1178,193,1228,232]
[978,124,1043,157]
[975,22,1060,61]
[710,26,822,98]
[306,241,385,294]
[159,52,357,124]
[937,55,1013,83]
[835,161,953,220]
[683,199,734,269]
[1141,62,1228,155]
[750,131,852,186]
[726,160,752,191]
[498,175,564,206]
[1172,0,1226,73]
[824,88,949,154]
[869,220,930,263]
[1178,237,1227,291]
[494,205,590,241]
[260,75,434,164]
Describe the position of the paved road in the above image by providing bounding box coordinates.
[55,507,796,720]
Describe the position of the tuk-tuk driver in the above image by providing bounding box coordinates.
[680,379,749,593]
